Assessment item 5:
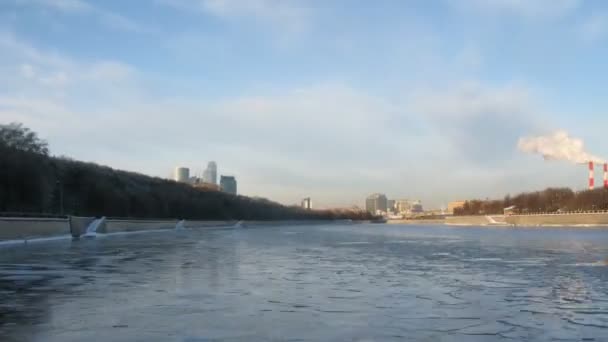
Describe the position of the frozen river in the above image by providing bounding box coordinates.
[1,223,608,341]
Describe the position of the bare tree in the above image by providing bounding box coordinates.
[0,122,49,155]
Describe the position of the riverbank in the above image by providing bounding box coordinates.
[1,140,372,222]
[386,219,446,225]
[444,213,608,227]
[0,216,239,243]
[0,216,357,244]
[5,213,608,244]
[385,212,608,227]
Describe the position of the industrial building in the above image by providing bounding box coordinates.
[301,197,313,210]
[174,167,190,183]
[447,201,466,215]
[220,175,237,195]
[587,161,608,190]
[366,193,388,215]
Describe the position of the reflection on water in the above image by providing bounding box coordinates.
[1,224,608,341]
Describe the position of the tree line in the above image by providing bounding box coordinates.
[0,123,373,221]
[454,187,608,216]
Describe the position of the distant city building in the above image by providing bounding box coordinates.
[391,199,425,216]
[301,197,313,210]
[387,199,396,213]
[365,193,388,214]
[394,199,412,214]
[448,200,466,215]
[220,175,237,195]
[411,200,424,213]
[174,167,190,183]
[203,161,217,184]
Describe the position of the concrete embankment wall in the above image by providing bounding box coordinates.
[445,215,492,225]
[387,219,446,225]
[0,217,236,242]
[506,213,608,226]
[445,213,608,226]
[183,220,236,228]
[104,219,178,233]
[0,217,69,240]
[0,217,349,242]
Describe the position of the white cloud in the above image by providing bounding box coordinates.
[158,0,311,33]
[15,0,93,12]
[19,63,36,78]
[0,31,135,87]
[10,0,150,33]
[411,82,532,118]
[580,12,608,43]
[19,63,70,87]
[0,31,70,67]
[86,61,135,82]
[0,29,138,125]
[408,82,543,164]
[0,31,562,207]
[450,0,581,18]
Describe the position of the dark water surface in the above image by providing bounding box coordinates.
[1,223,608,341]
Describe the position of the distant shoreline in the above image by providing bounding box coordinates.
[386,212,608,227]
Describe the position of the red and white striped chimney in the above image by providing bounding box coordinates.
[604,163,608,189]
[589,161,595,190]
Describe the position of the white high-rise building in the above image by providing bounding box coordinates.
[203,161,217,184]
[301,198,313,210]
[174,167,190,183]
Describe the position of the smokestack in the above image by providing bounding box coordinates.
[589,161,595,190]
[604,163,608,189]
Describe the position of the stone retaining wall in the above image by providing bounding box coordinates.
[506,212,608,226]
[0,217,235,242]
[104,219,178,233]
[0,217,69,240]
[445,216,492,225]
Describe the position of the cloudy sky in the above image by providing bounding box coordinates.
[1,0,607,208]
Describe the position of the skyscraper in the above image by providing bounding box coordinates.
[174,167,190,183]
[301,197,312,210]
[220,175,237,195]
[203,161,217,184]
[365,193,388,214]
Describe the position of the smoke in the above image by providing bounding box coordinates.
[518,130,604,164]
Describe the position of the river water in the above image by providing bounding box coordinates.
[1,223,608,341]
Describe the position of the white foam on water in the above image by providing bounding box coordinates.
[469,258,503,262]
[96,228,175,238]
[0,239,27,247]
[338,241,370,245]
[175,220,186,230]
[0,235,73,248]
[569,261,608,267]
[83,217,106,237]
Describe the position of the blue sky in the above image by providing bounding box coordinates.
[1,0,607,208]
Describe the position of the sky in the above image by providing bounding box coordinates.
[1,0,608,209]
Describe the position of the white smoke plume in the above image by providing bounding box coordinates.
[518,130,604,164]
